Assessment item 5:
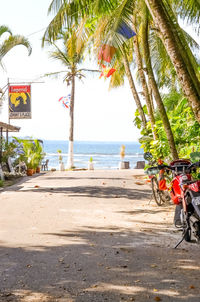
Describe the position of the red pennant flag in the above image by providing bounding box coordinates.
[99,65,116,79]
[106,68,116,78]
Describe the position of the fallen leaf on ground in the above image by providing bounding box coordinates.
[154,297,162,301]
[34,185,40,188]
[190,285,195,289]
[135,181,144,185]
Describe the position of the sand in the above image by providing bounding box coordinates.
[0,169,199,302]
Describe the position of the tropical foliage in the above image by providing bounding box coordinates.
[14,138,45,169]
[137,90,200,161]
[0,137,18,163]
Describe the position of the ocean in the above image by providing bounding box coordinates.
[42,140,144,170]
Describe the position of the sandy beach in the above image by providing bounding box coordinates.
[0,169,200,302]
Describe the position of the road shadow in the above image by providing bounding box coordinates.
[0,226,200,302]
[2,184,151,201]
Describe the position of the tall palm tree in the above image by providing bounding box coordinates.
[132,16,158,140]
[139,2,179,159]
[145,0,200,122]
[43,26,89,169]
[122,50,147,128]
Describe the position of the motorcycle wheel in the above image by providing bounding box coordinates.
[160,191,171,204]
[151,177,163,206]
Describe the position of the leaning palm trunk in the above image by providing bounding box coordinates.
[133,21,157,139]
[141,11,179,160]
[123,51,147,128]
[163,2,200,96]
[67,72,75,169]
[145,0,200,123]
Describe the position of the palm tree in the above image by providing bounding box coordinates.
[132,16,158,140]
[43,26,90,169]
[139,2,179,159]
[0,25,32,107]
[145,0,200,122]
[0,25,32,67]
[122,50,147,128]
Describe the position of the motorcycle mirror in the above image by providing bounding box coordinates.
[144,152,153,161]
[190,152,200,162]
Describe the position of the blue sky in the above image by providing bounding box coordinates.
[0,0,141,141]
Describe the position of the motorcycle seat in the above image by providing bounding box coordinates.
[182,180,197,185]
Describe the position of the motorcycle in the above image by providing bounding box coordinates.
[144,152,200,248]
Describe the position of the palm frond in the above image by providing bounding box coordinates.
[0,35,32,61]
[48,0,66,14]
[173,0,200,34]
[43,70,67,80]
[0,25,12,37]
[48,41,71,66]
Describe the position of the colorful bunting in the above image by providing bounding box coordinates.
[117,21,136,39]
[58,94,71,109]
[97,22,136,80]
[99,65,116,79]
[98,44,116,63]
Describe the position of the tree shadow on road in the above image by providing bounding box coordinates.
[0,225,200,302]
[2,184,152,201]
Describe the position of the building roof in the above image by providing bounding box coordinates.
[0,121,20,132]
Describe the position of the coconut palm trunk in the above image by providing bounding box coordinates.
[141,10,179,159]
[67,71,75,169]
[122,51,147,128]
[132,20,157,139]
[145,0,200,123]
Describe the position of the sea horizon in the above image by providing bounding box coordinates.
[42,140,144,170]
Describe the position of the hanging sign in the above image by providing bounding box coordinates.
[9,85,31,119]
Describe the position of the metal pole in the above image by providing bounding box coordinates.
[0,127,3,163]
[8,78,10,125]
[6,129,8,143]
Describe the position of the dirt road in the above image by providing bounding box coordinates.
[0,170,199,302]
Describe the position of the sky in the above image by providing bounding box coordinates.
[0,0,140,142]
